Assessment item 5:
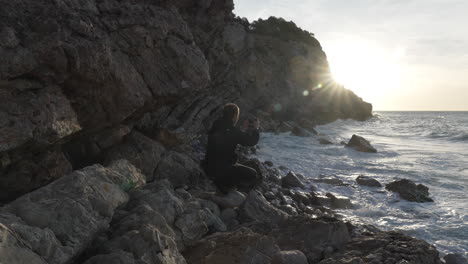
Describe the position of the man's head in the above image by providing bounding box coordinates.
[223,103,240,125]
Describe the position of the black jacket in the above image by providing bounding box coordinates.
[205,117,259,172]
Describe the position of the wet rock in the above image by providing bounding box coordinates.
[282,171,306,188]
[326,193,354,209]
[211,190,246,208]
[183,227,280,264]
[278,205,298,215]
[319,257,365,264]
[356,175,382,187]
[314,178,348,186]
[241,190,288,223]
[291,126,311,137]
[276,122,294,133]
[346,135,377,153]
[154,151,205,188]
[385,179,433,202]
[264,160,274,167]
[444,253,468,264]
[319,138,334,145]
[220,208,237,223]
[271,250,308,264]
[322,231,442,264]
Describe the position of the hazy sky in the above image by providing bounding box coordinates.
[234,0,468,111]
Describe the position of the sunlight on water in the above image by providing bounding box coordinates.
[256,111,468,256]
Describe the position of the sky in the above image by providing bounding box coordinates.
[234,0,468,111]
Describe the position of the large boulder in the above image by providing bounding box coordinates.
[154,151,205,188]
[356,175,382,187]
[271,250,308,264]
[345,135,377,153]
[0,223,47,264]
[82,204,186,264]
[241,190,289,223]
[444,253,468,264]
[104,131,166,182]
[271,216,351,263]
[183,227,280,264]
[385,179,433,202]
[282,171,306,188]
[210,190,246,209]
[0,161,143,264]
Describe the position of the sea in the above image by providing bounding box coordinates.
[255,111,468,257]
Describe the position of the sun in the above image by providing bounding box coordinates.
[325,39,404,103]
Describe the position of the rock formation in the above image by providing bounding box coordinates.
[0,0,449,264]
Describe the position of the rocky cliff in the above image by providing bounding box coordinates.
[3,1,446,264]
[0,0,372,201]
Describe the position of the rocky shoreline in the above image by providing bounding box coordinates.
[0,0,464,263]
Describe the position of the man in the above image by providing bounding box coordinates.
[205,103,261,193]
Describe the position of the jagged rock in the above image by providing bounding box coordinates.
[326,193,354,209]
[444,253,468,264]
[0,148,72,201]
[314,178,348,186]
[346,135,377,153]
[276,122,294,133]
[183,227,280,264]
[0,161,141,264]
[271,250,308,264]
[278,205,298,215]
[0,82,81,153]
[104,131,166,182]
[282,171,306,188]
[241,190,288,223]
[319,138,334,145]
[0,223,47,264]
[83,204,186,264]
[154,151,205,188]
[298,119,318,135]
[356,175,382,187]
[271,216,351,263]
[385,179,433,202]
[211,190,246,208]
[319,257,365,264]
[291,126,311,137]
[321,231,442,264]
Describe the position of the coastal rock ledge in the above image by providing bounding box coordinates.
[0,0,453,263]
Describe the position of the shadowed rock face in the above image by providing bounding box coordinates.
[0,0,372,200]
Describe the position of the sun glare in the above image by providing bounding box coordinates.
[326,39,404,104]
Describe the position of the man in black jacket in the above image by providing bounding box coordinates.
[205,103,261,193]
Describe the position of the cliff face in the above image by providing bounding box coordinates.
[0,0,371,200]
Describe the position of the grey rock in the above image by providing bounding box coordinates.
[326,193,354,209]
[319,138,334,145]
[104,131,166,182]
[386,179,434,203]
[0,223,47,264]
[211,190,246,208]
[1,161,139,264]
[282,171,306,188]
[444,253,468,264]
[154,151,205,188]
[356,175,382,187]
[220,208,238,223]
[271,250,308,264]
[184,227,280,264]
[241,190,288,223]
[291,126,311,137]
[346,135,377,153]
[278,205,298,215]
[272,216,351,263]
